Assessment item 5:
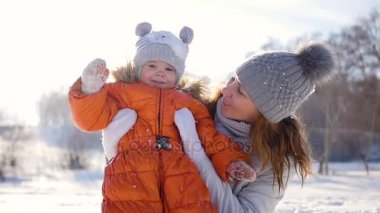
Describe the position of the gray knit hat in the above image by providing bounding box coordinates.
[236,41,337,123]
[133,22,194,83]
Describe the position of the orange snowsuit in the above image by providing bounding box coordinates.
[69,78,247,212]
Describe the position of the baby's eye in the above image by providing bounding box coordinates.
[166,67,175,72]
[148,64,156,69]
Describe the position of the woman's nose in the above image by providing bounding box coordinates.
[222,81,238,96]
[221,84,232,96]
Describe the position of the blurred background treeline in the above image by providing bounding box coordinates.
[0,9,379,181]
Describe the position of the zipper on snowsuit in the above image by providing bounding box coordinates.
[156,88,171,212]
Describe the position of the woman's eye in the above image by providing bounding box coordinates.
[238,86,249,97]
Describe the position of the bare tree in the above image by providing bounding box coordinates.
[0,110,6,181]
[297,9,380,175]
[38,90,101,170]
[329,9,380,174]
[0,111,28,180]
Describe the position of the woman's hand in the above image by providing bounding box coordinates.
[102,108,137,160]
[174,108,208,163]
[81,58,109,94]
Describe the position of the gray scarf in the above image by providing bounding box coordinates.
[214,99,252,153]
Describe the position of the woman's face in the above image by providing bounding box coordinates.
[220,76,259,123]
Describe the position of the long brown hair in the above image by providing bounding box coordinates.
[207,91,312,190]
[251,113,312,190]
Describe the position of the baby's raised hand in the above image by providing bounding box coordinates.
[227,160,256,182]
[81,58,109,94]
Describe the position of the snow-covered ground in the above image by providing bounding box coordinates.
[1,161,380,212]
[0,171,103,213]
[276,162,380,213]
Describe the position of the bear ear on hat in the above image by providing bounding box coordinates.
[136,22,152,37]
[179,26,193,44]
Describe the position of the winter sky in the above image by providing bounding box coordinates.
[0,0,379,126]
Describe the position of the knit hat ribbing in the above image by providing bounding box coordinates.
[236,41,337,123]
[133,22,193,83]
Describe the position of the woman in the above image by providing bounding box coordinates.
[104,41,336,212]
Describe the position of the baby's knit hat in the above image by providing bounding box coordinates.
[133,22,194,83]
[236,41,337,123]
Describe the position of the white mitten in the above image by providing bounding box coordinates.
[102,108,137,160]
[81,58,109,94]
[174,108,208,163]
